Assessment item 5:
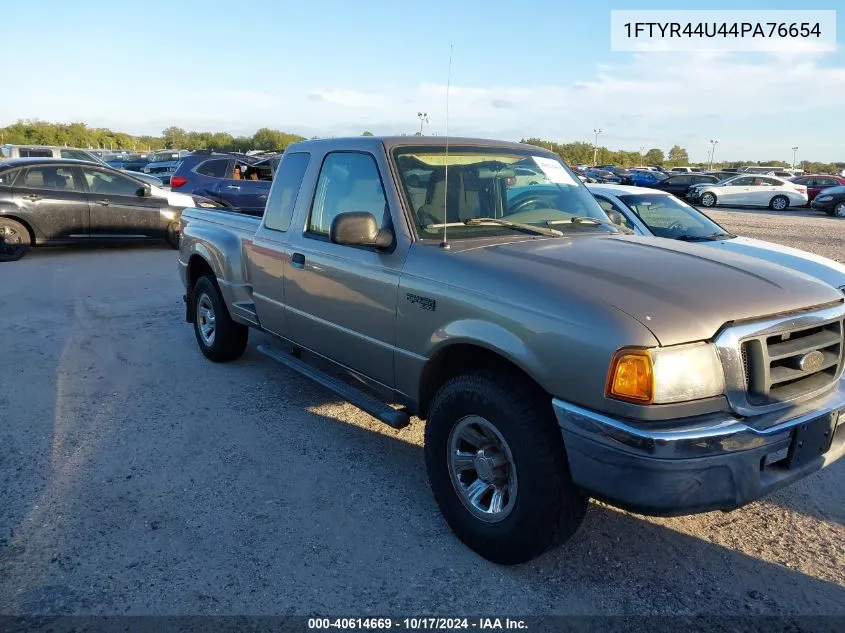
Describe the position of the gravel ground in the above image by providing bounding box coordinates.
[1,209,843,618]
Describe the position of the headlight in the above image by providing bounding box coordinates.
[816,195,833,202]
[606,343,725,404]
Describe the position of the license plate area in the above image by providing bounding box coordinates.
[786,412,839,469]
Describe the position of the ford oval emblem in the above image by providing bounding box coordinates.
[798,350,825,373]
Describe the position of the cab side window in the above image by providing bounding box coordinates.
[307,152,388,237]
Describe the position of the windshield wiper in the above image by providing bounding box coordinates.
[425,217,563,237]
[545,216,628,233]
[675,231,735,242]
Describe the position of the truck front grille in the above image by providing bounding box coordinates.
[741,319,844,406]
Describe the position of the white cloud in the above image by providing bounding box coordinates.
[3,51,843,161]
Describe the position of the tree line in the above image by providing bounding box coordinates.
[1,121,842,174]
[0,120,306,153]
[523,138,845,174]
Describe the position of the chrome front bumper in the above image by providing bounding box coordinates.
[553,378,845,515]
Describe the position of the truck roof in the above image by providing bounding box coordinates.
[285,136,556,154]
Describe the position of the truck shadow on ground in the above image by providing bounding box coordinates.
[2,329,844,616]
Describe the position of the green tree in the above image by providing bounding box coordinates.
[162,126,186,149]
[667,145,689,166]
[643,148,664,165]
[361,130,374,136]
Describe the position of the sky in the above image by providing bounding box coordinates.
[3,0,844,162]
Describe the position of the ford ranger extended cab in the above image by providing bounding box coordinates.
[178,137,845,564]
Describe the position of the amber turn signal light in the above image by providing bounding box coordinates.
[606,349,653,403]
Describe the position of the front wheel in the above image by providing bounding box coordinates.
[769,195,789,210]
[424,371,588,564]
[834,202,845,218]
[700,192,717,207]
[0,218,32,261]
[192,275,248,362]
[165,221,180,249]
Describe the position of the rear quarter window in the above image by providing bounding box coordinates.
[263,152,311,232]
[196,159,229,178]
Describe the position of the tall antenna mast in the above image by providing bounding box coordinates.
[440,44,453,249]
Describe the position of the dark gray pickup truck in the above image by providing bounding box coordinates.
[177,136,845,564]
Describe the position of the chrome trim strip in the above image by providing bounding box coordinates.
[714,303,845,417]
[553,376,845,459]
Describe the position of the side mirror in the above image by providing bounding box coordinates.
[606,210,624,226]
[330,212,393,250]
[138,184,152,197]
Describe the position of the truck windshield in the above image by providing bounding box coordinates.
[393,146,612,239]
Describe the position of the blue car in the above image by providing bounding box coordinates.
[627,170,668,186]
[169,152,277,214]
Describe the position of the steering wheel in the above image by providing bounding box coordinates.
[508,194,552,215]
[666,221,685,232]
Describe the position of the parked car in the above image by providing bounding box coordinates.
[121,153,152,172]
[0,158,218,260]
[645,173,720,197]
[790,174,845,203]
[584,168,622,183]
[177,135,845,565]
[688,175,808,209]
[627,169,668,186]
[169,152,269,214]
[596,165,632,183]
[668,166,694,173]
[142,150,192,185]
[1,145,162,187]
[588,184,845,291]
[811,185,845,218]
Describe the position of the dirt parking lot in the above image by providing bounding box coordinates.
[1,207,843,617]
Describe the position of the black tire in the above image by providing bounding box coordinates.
[192,275,248,362]
[700,192,717,208]
[165,221,180,249]
[769,195,789,211]
[424,370,588,564]
[0,218,32,262]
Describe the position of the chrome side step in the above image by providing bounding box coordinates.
[257,344,411,429]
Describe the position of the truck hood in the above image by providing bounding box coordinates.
[458,235,843,346]
[706,236,845,291]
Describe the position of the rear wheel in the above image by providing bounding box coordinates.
[424,370,588,564]
[769,195,789,210]
[192,275,248,362]
[700,192,717,208]
[834,202,845,218]
[0,218,32,261]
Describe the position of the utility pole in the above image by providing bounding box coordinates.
[592,129,602,165]
[791,146,799,170]
[708,139,719,170]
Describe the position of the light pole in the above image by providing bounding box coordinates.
[708,139,719,170]
[592,129,602,165]
[791,146,799,170]
[417,112,429,136]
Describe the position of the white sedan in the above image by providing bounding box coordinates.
[686,174,807,210]
[587,184,845,291]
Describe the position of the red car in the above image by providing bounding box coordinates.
[790,174,845,202]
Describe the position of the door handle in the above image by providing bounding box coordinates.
[95,199,110,206]
[226,185,241,190]
[291,252,306,269]
[24,194,41,201]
